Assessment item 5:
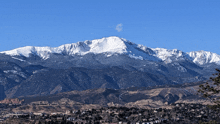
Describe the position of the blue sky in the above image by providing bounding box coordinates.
[1,0,220,54]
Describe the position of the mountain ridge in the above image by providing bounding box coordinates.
[0,36,219,100]
[1,36,220,65]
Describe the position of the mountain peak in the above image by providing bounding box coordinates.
[87,36,128,54]
[0,36,129,59]
[54,36,128,56]
[188,50,220,65]
[1,36,220,65]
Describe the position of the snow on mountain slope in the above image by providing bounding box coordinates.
[55,37,160,62]
[56,36,127,55]
[0,37,128,59]
[188,51,220,65]
[1,46,53,59]
[151,48,192,63]
[0,36,160,61]
[1,36,220,65]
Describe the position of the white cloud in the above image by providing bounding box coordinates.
[115,23,123,32]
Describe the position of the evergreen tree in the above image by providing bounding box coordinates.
[198,69,220,107]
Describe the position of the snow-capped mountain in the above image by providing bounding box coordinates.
[1,36,220,65]
[0,36,220,99]
[0,37,158,61]
[188,51,220,65]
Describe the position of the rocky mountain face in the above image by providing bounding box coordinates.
[0,36,219,100]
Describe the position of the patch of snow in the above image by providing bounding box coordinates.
[177,66,187,72]
[106,54,112,57]
[172,62,180,66]
[18,72,27,78]
[4,70,18,74]
[14,66,21,71]
[12,57,25,62]
[164,58,172,64]
[3,70,26,78]
[124,42,160,61]
[172,62,187,72]
[128,54,143,60]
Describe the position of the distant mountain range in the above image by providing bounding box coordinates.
[1,36,220,65]
[0,36,219,100]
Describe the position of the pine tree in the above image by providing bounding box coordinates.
[198,69,220,107]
